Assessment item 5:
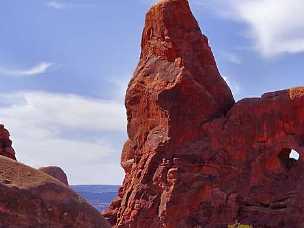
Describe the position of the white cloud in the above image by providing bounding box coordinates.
[201,0,304,57]
[15,130,124,185]
[0,91,126,184]
[0,62,53,77]
[46,1,95,10]
[47,1,65,9]
[234,0,304,57]
[0,92,126,132]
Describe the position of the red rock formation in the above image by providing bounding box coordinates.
[39,166,69,186]
[104,0,304,227]
[0,124,16,160]
[0,155,110,227]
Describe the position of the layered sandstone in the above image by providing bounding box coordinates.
[0,155,110,228]
[39,166,69,186]
[105,0,304,227]
[0,124,16,160]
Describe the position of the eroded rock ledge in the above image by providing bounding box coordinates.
[104,0,304,227]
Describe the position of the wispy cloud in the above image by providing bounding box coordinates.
[0,91,126,184]
[47,1,65,9]
[200,0,304,57]
[231,0,304,57]
[0,62,53,77]
[46,1,95,10]
[0,91,127,132]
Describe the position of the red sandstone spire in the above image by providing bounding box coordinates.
[104,0,234,226]
[126,0,234,144]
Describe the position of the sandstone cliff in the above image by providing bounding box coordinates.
[104,0,304,227]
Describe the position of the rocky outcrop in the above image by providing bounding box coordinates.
[0,155,110,228]
[104,0,304,227]
[0,124,16,160]
[39,166,69,186]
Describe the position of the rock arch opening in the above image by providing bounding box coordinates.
[290,149,300,160]
[278,148,300,170]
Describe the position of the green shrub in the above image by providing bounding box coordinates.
[228,224,252,228]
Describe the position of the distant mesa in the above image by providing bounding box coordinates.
[105,0,304,227]
[39,166,69,186]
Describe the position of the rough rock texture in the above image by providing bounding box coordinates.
[0,155,110,228]
[104,0,304,227]
[39,166,69,186]
[0,124,16,160]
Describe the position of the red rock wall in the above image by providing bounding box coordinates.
[104,0,304,227]
[0,124,16,160]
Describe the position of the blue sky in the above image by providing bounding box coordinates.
[1,0,304,184]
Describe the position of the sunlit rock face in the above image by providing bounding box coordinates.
[104,0,304,227]
[0,124,16,160]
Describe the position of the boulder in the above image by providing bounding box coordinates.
[39,166,69,186]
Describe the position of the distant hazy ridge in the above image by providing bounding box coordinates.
[72,185,119,211]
